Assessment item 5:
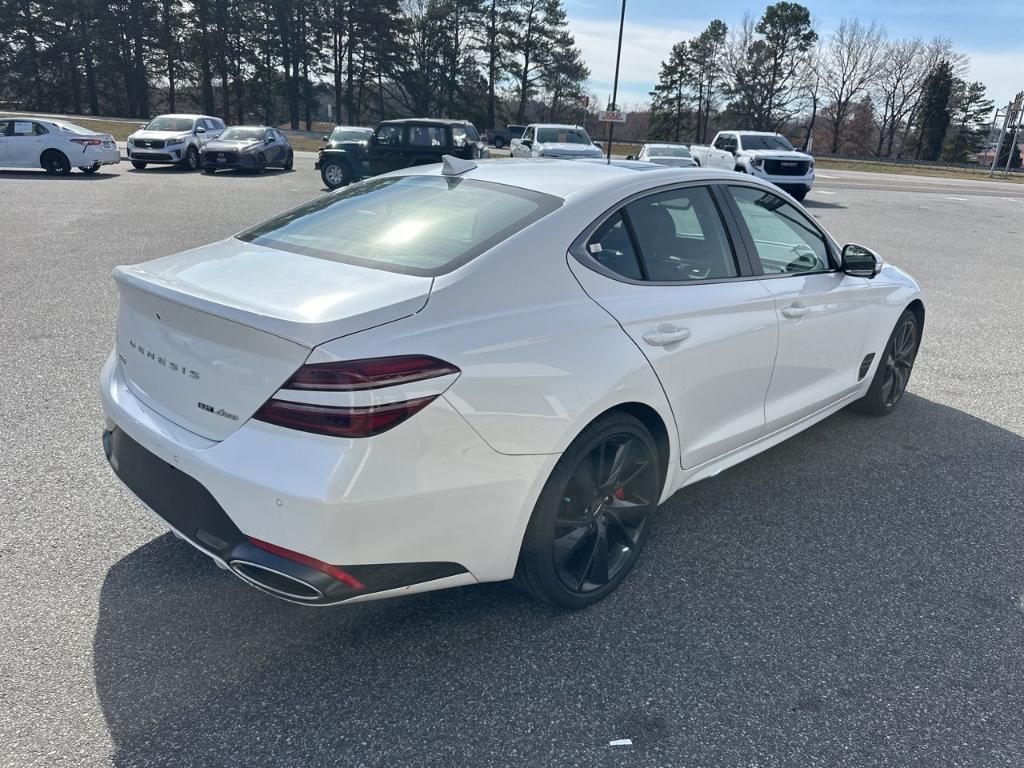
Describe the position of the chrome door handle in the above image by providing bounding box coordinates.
[643,327,691,346]
[781,304,811,319]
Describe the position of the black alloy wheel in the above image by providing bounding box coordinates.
[42,150,71,175]
[255,153,267,174]
[515,413,661,608]
[184,146,200,170]
[881,314,918,408]
[283,151,294,170]
[853,309,920,416]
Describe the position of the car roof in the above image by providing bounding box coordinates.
[733,130,781,136]
[151,114,209,119]
[398,158,744,199]
[379,118,473,126]
[224,125,271,130]
[532,123,583,130]
[645,143,688,148]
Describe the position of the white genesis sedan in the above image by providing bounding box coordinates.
[100,158,924,609]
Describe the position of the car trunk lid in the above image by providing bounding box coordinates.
[114,238,432,440]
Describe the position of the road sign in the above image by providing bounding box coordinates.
[599,110,627,123]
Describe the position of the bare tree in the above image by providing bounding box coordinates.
[870,37,926,156]
[820,18,885,153]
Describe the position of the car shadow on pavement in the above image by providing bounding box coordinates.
[92,394,1024,767]
[0,169,118,180]
[802,198,847,210]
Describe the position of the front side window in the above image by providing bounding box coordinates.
[586,212,643,280]
[238,175,562,277]
[713,134,735,151]
[374,124,404,146]
[522,127,534,142]
[728,186,830,274]
[625,186,737,281]
[464,124,480,141]
[536,127,591,144]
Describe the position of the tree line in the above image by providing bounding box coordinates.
[648,2,1004,163]
[0,0,590,130]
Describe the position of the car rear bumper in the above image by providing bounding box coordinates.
[77,146,121,166]
[99,351,553,603]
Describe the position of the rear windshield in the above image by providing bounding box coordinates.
[237,175,563,277]
[57,121,95,135]
[649,145,690,157]
[145,116,195,132]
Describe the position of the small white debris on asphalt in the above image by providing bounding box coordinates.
[609,738,633,747]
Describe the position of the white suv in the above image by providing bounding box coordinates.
[510,124,604,159]
[127,114,225,170]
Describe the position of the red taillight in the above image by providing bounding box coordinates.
[254,355,459,438]
[284,355,459,391]
[248,537,365,589]
[253,396,437,438]
[70,138,103,146]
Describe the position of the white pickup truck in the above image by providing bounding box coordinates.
[689,130,814,201]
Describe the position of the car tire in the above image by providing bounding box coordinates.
[41,150,71,176]
[320,158,350,189]
[852,309,920,417]
[791,188,808,202]
[79,163,100,174]
[183,146,200,171]
[203,167,216,175]
[283,151,294,170]
[514,412,661,609]
[131,161,147,170]
[255,154,267,174]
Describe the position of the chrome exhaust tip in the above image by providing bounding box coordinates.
[229,560,323,602]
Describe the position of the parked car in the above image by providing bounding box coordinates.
[318,118,487,189]
[486,124,526,149]
[689,130,814,200]
[628,143,697,168]
[200,126,293,174]
[127,114,225,171]
[0,116,119,174]
[100,159,924,609]
[510,124,604,159]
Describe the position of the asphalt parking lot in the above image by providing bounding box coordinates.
[2,155,1023,768]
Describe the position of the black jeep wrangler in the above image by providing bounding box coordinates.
[317,118,487,190]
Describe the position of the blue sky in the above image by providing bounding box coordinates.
[567,0,1024,109]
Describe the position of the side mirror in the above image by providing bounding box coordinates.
[626,154,635,160]
[321,135,329,142]
[841,244,882,278]
[195,126,206,134]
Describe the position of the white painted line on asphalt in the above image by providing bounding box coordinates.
[816,190,837,195]
[1003,197,1023,203]
[945,196,969,201]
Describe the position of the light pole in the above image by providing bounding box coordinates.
[605,0,627,162]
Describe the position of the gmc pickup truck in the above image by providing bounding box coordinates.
[689,130,814,200]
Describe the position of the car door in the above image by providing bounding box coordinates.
[7,120,48,166]
[0,120,9,164]
[369,124,406,175]
[263,129,280,164]
[513,126,533,157]
[710,133,737,170]
[724,184,873,430]
[567,182,780,468]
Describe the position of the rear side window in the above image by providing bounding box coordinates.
[625,187,737,281]
[238,175,563,277]
[409,125,445,147]
[586,212,643,280]
[464,124,480,141]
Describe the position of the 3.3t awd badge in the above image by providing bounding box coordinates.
[197,402,239,421]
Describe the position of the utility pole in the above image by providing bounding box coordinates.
[605,0,627,162]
